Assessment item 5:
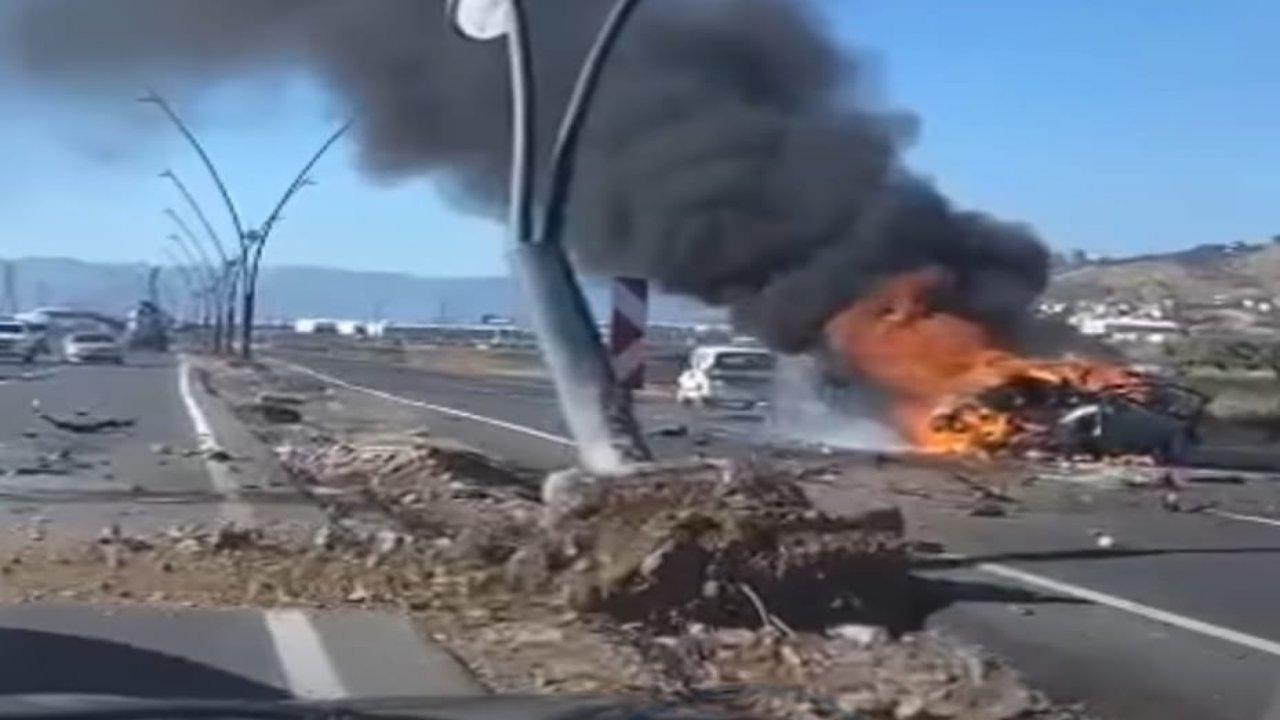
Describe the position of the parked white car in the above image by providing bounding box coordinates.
[63,332,125,364]
[676,345,775,410]
[0,320,40,363]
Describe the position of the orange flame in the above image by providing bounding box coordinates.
[823,269,1145,455]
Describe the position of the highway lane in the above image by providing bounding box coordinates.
[0,354,215,534]
[267,347,772,469]
[0,354,483,701]
[272,345,1280,720]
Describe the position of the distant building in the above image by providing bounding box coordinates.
[1072,315,1184,344]
[293,318,340,335]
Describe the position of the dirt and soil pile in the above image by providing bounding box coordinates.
[281,443,909,633]
[537,462,908,632]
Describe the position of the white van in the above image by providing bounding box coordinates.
[676,345,775,410]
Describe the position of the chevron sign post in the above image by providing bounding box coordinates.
[609,277,649,390]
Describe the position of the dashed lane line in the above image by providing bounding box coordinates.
[264,609,349,699]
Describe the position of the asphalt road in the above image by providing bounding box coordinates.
[271,345,1280,720]
[0,353,482,702]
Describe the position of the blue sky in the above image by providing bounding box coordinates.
[1,0,1277,275]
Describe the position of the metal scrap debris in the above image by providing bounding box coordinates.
[36,412,135,434]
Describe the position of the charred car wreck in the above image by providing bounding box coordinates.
[931,374,1207,464]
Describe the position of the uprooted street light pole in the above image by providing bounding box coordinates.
[445,0,651,475]
[140,90,349,360]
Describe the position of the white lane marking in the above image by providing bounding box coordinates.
[280,354,1280,658]
[1206,509,1280,528]
[978,562,1280,658]
[265,609,348,699]
[273,358,575,447]
[176,356,254,525]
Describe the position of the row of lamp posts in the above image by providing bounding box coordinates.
[143,89,350,360]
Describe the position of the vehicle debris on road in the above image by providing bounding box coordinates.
[35,411,136,434]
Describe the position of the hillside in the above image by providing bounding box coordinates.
[1049,241,1280,303]
[0,257,726,326]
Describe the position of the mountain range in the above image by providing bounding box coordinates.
[6,241,1260,328]
[0,257,727,326]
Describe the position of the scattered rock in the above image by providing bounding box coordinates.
[256,392,306,407]
[969,500,1008,518]
[650,424,689,438]
[210,523,261,551]
[251,402,303,425]
[345,583,372,603]
[830,623,887,647]
[204,448,233,463]
[150,444,174,456]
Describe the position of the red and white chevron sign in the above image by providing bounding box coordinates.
[608,277,649,390]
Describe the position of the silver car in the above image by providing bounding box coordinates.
[63,332,125,364]
[0,320,40,363]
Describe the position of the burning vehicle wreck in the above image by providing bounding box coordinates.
[821,269,1207,463]
[933,374,1207,463]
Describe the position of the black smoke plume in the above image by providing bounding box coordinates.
[3,0,1049,353]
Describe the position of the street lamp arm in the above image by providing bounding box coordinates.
[537,0,643,246]
[164,208,229,289]
[162,170,230,264]
[167,233,217,290]
[260,120,353,239]
[165,212,216,271]
[141,91,248,246]
[162,249,199,291]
